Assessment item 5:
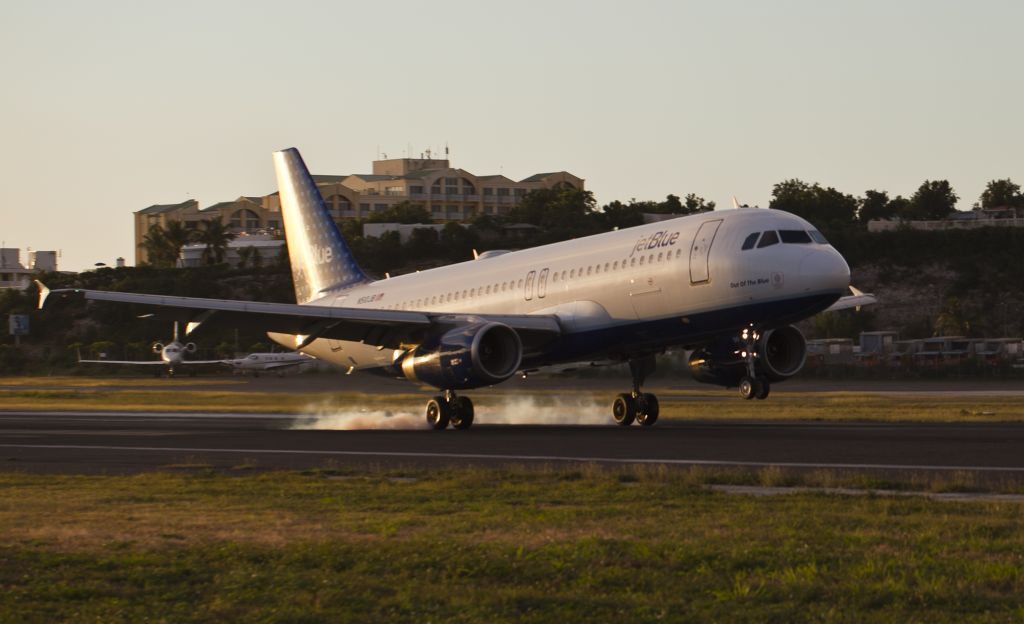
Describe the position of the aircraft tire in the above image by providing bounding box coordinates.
[754,380,770,400]
[637,393,659,426]
[612,394,636,426]
[426,397,450,430]
[451,396,475,430]
[739,377,756,400]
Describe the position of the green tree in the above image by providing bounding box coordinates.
[858,190,894,224]
[600,200,645,229]
[934,297,971,336]
[769,180,857,230]
[979,178,1022,209]
[909,180,958,220]
[236,246,255,269]
[367,201,433,224]
[197,218,235,265]
[682,193,716,214]
[509,188,598,230]
[142,220,193,268]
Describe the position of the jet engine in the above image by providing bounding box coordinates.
[401,322,522,390]
[184,342,197,353]
[152,342,164,354]
[688,325,807,388]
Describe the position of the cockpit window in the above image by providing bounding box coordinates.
[741,232,760,250]
[809,230,829,244]
[779,230,812,244]
[756,230,779,248]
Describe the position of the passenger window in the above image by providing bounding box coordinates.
[604,262,610,272]
[780,230,812,244]
[676,249,682,259]
[587,266,592,276]
[757,230,779,248]
[570,269,575,278]
[639,256,645,265]
[631,257,637,266]
[613,261,618,270]
[657,252,663,261]
[561,271,567,280]
[741,232,760,250]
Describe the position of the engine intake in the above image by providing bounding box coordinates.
[401,322,523,390]
[689,325,807,388]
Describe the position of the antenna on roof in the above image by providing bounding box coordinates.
[445,142,450,158]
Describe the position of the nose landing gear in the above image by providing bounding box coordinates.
[425,390,475,430]
[738,325,770,401]
[611,355,660,427]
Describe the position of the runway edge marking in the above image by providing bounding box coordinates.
[2,443,1024,474]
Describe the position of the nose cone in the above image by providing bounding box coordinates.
[799,248,850,293]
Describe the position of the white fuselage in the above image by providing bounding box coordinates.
[227,352,311,371]
[271,209,849,370]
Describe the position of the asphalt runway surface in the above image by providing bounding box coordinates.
[3,410,1024,477]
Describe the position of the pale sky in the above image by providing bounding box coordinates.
[2,1,1022,271]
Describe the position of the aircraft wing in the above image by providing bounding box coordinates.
[79,358,228,366]
[78,359,168,366]
[38,283,562,353]
[822,286,877,313]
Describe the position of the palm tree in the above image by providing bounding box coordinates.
[141,220,193,267]
[197,218,235,265]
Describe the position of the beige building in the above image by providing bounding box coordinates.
[134,157,584,265]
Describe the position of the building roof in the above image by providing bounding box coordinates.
[311,174,350,184]
[201,197,262,212]
[136,199,197,215]
[348,174,402,182]
[401,168,447,180]
[520,172,559,183]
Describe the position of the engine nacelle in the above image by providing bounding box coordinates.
[152,342,164,354]
[401,322,522,390]
[184,342,197,354]
[688,325,807,388]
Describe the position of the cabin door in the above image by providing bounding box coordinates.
[689,219,723,284]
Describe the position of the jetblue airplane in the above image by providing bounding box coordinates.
[40,148,871,429]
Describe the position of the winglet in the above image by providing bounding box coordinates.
[731,196,741,209]
[35,280,50,310]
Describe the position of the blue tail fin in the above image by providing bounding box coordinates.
[273,148,369,303]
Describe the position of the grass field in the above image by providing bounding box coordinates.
[1,466,1023,623]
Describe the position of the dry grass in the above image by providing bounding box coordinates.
[2,467,1024,622]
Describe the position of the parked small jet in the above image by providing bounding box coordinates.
[77,323,225,376]
[41,147,873,429]
[222,351,313,376]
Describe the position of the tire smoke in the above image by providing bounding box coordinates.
[290,395,608,430]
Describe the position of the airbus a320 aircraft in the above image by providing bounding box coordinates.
[40,148,872,429]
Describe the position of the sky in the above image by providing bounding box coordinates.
[1,0,1022,271]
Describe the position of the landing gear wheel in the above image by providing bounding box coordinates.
[739,377,756,400]
[636,393,659,427]
[612,394,636,426]
[426,397,449,430]
[754,380,770,400]
[450,396,475,430]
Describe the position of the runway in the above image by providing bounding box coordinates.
[2,410,1024,476]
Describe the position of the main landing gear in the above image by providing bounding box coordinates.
[425,390,475,430]
[737,326,770,401]
[612,355,660,427]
